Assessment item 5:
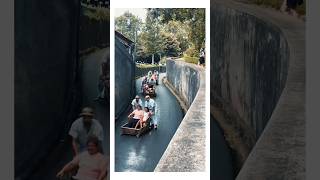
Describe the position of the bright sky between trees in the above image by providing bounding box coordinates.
[115,8,147,22]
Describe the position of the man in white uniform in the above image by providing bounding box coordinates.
[69,107,104,156]
[144,95,157,129]
[131,95,143,111]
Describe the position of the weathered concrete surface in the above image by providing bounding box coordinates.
[211,0,305,179]
[115,37,135,118]
[155,60,206,172]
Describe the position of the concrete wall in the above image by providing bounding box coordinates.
[211,0,305,179]
[115,37,135,118]
[155,60,206,171]
[211,3,289,140]
[15,1,81,178]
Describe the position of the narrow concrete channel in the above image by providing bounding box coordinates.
[212,116,234,180]
[28,48,110,179]
[115,73,184,172]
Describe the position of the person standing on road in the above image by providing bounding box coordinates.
[144,95,157,129]
[95,74,106,100]
[69,107,104,156]
[199,48,205,67]
[131,95,143,111]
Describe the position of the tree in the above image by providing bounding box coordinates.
[160,32,181,57]
[148,8,205,52]
[142,11,164,64]
[115,12,142,41]
[163,21,190,53]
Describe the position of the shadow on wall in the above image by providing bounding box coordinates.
[115,37,136,119]
[210,1,290,173]
[15,0,81,179]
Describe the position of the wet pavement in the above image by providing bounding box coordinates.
[211,116,234,180]
[28,48,109,179]
[81,48,110,155]
[115,73,184,172]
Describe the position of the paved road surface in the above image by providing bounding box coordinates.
[212,116,234,180]
[115,74,184,172]
[29,48,109,179]
[81,48,110,154]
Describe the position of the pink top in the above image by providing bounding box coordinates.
[132,109,144,120]
[71,152,107,180]
[143,112,151,122]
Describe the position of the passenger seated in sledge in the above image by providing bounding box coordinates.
[148,78,156,87]
[152,73,157,81]
[56,136,108,180]
[135,107,151,129]
[143,84,149,93]
[127,105,144,128]
[142,76,148,85]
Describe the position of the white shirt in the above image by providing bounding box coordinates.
[69,118,104,151]
[144,99,156,112]
[200,51,205,57]
[131,99,143,109]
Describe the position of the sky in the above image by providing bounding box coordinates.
[115,8,147,22]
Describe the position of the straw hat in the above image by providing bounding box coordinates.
[80,107,94,117]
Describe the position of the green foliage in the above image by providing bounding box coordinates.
[159,56,167,65]
[296,1,306,15]
[182,55,198,64]
[142,12,163,57]
[163,21,190,52]
[82,5,109,21]
[136,31,148,58]
[136,64,161,68]
[118,8,205,63]
[160,32,181,57]
[148,8,205,52]
[251,0,282,9]
[184,45,199,57]
[250,0,306,15]
[115,12,142,41]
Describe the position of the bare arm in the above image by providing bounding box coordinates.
[71,138,78,157]
[98,168,107,180]
[128,111,134,118]
[98,157,109,180]
[56,161,78,178]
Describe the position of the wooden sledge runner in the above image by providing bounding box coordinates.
[121,118,152,138]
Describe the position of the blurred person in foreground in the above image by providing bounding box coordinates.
[57,136,108,180]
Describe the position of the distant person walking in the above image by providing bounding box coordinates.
[199,48,205,67]
[94,74,107,101]
[69,107,104,156]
